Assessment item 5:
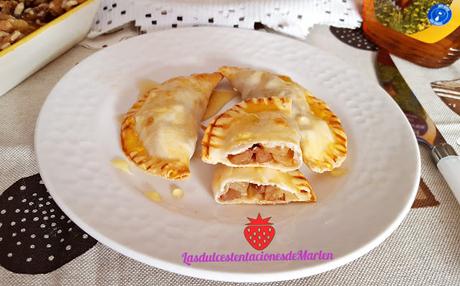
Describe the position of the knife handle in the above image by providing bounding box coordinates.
[437,156,460,204]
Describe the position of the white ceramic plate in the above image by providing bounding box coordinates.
[35,27,420,282]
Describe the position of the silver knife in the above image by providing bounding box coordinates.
[376,50,460,203]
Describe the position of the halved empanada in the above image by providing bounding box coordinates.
[121,72,222,180]
[212,165,316,205]
[202,96,303,171]
[219,66,347,173]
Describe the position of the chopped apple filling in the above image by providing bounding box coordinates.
[219,182,289,202]
[227,144,294,166]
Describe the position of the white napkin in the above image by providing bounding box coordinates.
[88,0,362,39]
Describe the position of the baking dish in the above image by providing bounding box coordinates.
[0,0,99,96]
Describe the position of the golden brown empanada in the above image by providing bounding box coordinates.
[219,66,347,173]
[121,72,222,180]
[212,165,316,205]
[202,96,303,171]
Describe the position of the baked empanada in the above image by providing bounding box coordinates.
[202,96,303,171]
[212,165,316,204]
[219,66,347,173]
[121,72,222,180]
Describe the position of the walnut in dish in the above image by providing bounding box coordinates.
[0,0,86,51]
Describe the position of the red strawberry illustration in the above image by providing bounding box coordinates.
[243,213,275,250]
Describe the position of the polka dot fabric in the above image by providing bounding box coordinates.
[330,26,379,51]
[88,0,362,40]
[0,174,96,274]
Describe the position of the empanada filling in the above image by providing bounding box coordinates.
[220,182,294,202]
[227,144,295,166]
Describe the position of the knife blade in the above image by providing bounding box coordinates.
[376,50,460,203]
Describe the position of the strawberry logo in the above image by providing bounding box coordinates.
[243,213,275,250]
